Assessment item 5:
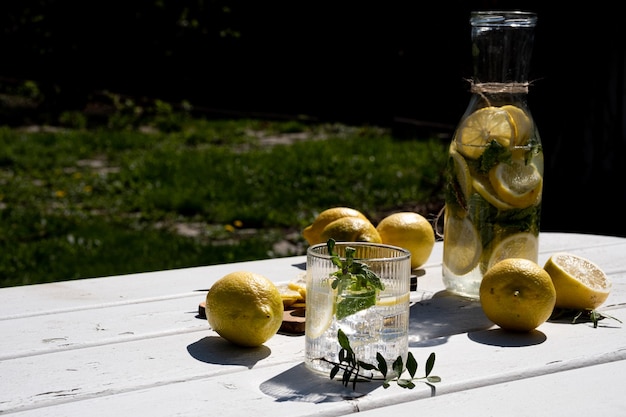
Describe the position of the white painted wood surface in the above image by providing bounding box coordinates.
[1,232,625,416]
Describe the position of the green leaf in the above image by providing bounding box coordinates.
[342,368,351,386]
[478,140,510,173]
[406,352,418,378]
[359,361,377,371]
[397,379,416,389]
[362,268,384,291]
[425,352,436,376]
[327,238,336,255]
[376,352,388,377]
[335,290,376,319]
[392,356,404,377]
[338,329,351,350]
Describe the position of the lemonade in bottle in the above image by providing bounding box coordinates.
[442,11,543,299]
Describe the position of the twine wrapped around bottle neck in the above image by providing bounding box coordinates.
[470,81,529,94]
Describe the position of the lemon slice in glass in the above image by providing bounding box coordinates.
[443,215,482,276]
[376,292,411,307]
[305,281,335,339]
[544,252,612,310]
[501,104,532,146]
[455,106,515,159]
[489,160,543,208]
[486,232,539,272]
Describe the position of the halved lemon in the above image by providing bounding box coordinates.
[455,106,515,159]
[544,252,612,310]
[489,160,543,208]
[501,105,532,146]
[443,215,482,276]
[486,232,539,272]
[277,280,306,308]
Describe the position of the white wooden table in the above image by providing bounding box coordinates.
[2,232,625,416]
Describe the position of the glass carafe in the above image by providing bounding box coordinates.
[442,11,543,299]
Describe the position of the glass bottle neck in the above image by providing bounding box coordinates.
[470,11,537,85]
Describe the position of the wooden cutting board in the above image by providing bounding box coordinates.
[198,301,306,335]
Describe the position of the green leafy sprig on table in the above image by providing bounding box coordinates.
[550,308,623,328]
[324,328,441,390]
[327,238,384,319]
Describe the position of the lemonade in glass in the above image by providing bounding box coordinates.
[304,241,411,378]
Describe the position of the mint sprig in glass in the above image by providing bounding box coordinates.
[327,238,385,319]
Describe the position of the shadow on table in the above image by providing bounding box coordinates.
[408,290,494,347]
[292,261,306,270]
[468,328,547,346]
[409,290,548,347]
[187,336,271,368]
[259,362,374,403]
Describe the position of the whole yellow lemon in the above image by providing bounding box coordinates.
[302,207,369,245]
[376,212,435,269]
[479,258,556,332]
[320,216,382,243]
[206,271,284,347]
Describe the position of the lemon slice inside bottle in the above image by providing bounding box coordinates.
[501,104,532,146]
[489,160,543,208]
[455,106,515,159]
[486,232,539,272]
[449,144,472,201]
[472,176,515,210]
[443,215,482,276]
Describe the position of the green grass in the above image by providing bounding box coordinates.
[0,118,448,287]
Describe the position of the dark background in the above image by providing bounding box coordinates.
[1,1,625,237]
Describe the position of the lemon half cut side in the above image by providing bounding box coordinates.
[544,252,611,310]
